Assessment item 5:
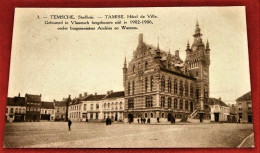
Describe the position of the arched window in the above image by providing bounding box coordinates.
[145,77,148,92]
[150,113,154,118]
[161,76,165,92]
[168,97,172,108]
[150,76,153,91]
[179,80,183,96]
[185,100,189,110]
[174,98,178,109]
[168,78,172,93]
[185,82,188,96]
[115,102,118,110]
[179,99,183,110]
[145,113,148,118]
[128,82,130,95]
[161,96,165,108]
[128,99,134,109]
[132,81,135,95]
[145,61,148,70]
[162,113,165,118]
[120,102,123,109]
[108,103,110,109]
[145,96,153,108]
[174,79,178,94]
[190,84,194,97]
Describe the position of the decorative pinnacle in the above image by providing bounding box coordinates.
[206,39,210,49]
[124,56,127,68]
[157,36,160,50]
[187,40,190,48]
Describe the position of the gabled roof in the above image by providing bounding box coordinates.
[236,91,251,101]
[41,102,54,109]
[54,101,67,107]
[84,94,106,101]
[209,98,229,107]
[7,97,26,106]
[105,91,124,99]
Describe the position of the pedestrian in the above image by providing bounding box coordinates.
[86,117,88,122]
[238,118,240,124]
[157,117,160,123]
[108,117,112,125]
[106,117,109,126]
[144,118,146,124]
[68,119,72,131]
[147,118,150,124]
[137,118,139,124]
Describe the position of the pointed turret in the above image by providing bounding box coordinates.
[206,39,210,49]
[124,56,127,68]
[186,40,190,50]
[154,37,162,60]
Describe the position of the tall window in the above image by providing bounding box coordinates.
[161,96,165,108]
[96,104,99,110]
[120,102,123,109]
[161,76,165,92]
[146,96,153,108]
[174,79,178,94]
[145,77,148,92]
[128,99,134,109]
[104,103,106,110]
[174,98,177,109]
[185,82,188,96]
[132,81,135,95]
[185,100,188,110]
[179,99,183,110]
[168,78,172,93]
[128,82,130,95]
[179,80,183,96]
[91,104,93,110]
[84,104,87,111]
[150,76,153,91]
[196,89,200,100]
[133,65,135,73]
[190,84,194,97]
[204,89,208,98]
[145,61,148,70]
[168,97,172,108]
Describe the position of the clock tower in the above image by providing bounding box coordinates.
[185,21,211,115]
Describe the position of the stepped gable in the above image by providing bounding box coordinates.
[236,91,251,101]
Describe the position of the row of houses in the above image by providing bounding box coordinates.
[6,91,252,123]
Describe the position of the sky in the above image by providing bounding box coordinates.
[8,7,251,104]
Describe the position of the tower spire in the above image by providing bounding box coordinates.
[157,36,160,50]
[124,56,127,68]
[206,39,210,49]
[187,40,190,49]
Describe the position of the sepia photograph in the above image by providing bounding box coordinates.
[4,7,254,148]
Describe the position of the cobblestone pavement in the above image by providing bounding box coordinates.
[3,122,254,148]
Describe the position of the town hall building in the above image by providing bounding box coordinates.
[123,22,211,123]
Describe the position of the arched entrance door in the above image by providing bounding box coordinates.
[128,114,133,123]
[167,113,172,121]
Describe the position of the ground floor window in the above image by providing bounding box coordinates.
[150,113,154,118]
[162,113,165,118]
[145,113,148,118]
[90,113,93,119]
[96,113,98,119]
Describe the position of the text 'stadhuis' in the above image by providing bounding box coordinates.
[123,22,211,121]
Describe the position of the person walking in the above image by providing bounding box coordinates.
[137,118,140,124]
[68,119,72,131]
[157,117,160,123]
[106,117,109,126]
[147,118,150,124]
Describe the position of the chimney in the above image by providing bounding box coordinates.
[79,94,82,98]
[107,91,110,95]
[40,94,42,97]
[110,90,113,93]
[139,33,143,44]
[175,50,179,57]
[69,95,71,98]
[219,97,221,101]
[95,92,97,95]
[84,92,88,97]
[18,92,20,97]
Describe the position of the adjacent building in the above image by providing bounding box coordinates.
[209,98,230,122]
[54,100,67,121]
[40,102,55,121]
[236,91,252,123]
[25,94,42,122]
[6,94,26,122]
[102,91,125,122]
[123,22,211,123]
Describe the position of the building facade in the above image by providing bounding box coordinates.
[6,94,26,122]
[25,94,42,122]
[236,91,252,123]
[102,91,125,122]
[123,22,211,123]
[209,98,230,122]
[40,102,55,121]
[54,100,67,121]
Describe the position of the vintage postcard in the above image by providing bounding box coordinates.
[4,7,254,148]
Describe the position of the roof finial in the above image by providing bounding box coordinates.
[206,39,210,49]
[186,39,190,49]
[124,56,127,68]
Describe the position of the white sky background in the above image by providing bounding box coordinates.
[8,7,250,104]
